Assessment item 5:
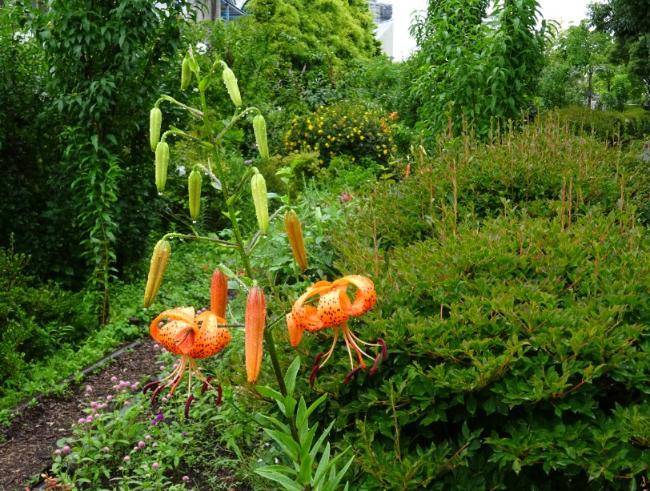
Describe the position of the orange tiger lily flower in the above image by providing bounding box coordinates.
[145,307,231,417]
[286,275,386,384]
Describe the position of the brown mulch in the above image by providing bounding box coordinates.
[0,339,161,491]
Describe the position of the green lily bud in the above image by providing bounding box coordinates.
[155,141,170,194]
[253,114,269,159]
[251,170,269,234]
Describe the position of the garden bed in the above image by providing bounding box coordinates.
[0,339,160,490]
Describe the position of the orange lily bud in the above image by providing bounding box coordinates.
[210,269,228,318]
[143,239,171,307]
[284,210,307,271]
[245,287,266,383]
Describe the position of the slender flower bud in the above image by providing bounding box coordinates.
[284,210,307,271]
[143,239,171,307]
[245,287,266,384]
[222,65,242,108]
[253,114,269,159]
[250,170,269,234]
[181,55,192,91]
[149,107,162,152]
[155,141,170,193]
[188,168,202,221]
[210,269,228,318]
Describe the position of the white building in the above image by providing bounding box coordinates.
[368,0,394,58]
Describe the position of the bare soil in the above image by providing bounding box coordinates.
[0,340,160,491]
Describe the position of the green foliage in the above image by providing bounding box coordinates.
[255,357,353,491]
[284,102,396,166]
[557,105,650,143]
[247,0,379,67]
[329,211,648,489]
[0,246,96,391]
[31,0,190,318]
[317,123,650,487]
[410,0,550,140]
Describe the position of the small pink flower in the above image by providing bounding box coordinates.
[85,385,93,393]
[152,462,160,470]
[102,447,110,453]
[85,416,94,423]
[123,455,130,462]
[137,441,146,449]
[78,417,85,424]
[54,449,62,456]
[145,434,152,440]
[106,395,112,401]
[182,476,190,482]
[110,376,118,382]
[62,445,71,455]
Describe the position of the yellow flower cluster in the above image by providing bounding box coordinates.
[284,103,396,164]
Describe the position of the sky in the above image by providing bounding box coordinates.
[389,0,595,60]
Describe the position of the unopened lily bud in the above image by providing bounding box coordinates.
[245,287,266,384]
[149,107,162,152]
[284,210,307,271]
[250,170,269,234]
[155,141,170,193]
[222,65,242,108]
[253,114,269,159]
[188,168,202,221]
[181,55,192,91]
[210,269,228,318]
[143,239,171,307]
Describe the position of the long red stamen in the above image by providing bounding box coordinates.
[343,366,363,384]
[201,375,213,395]
[377,338,388,361]
[184,395,195,419]
[142,380,160,394]
[215,384,223,406]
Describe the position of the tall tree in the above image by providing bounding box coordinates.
[32,0,189,323]
[409,0,549,140]
[590,0,650,101]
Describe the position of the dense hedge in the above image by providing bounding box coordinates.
[557,105,650,144]
[306,121,650,489]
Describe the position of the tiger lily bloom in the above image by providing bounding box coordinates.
[145,307,231,417]
[286,275,386,384]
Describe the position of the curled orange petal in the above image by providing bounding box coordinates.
[245,287,266,383]
[150,308,196,355]
[189,311,231,359]
[210,269,228,318]
[316,286,350,328]
[335,275,377,317]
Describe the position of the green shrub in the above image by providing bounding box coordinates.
[321,209,649,489]
[0,247,96,387]
[283,102,396,165]
[338,116,646,250]
[557,105,650,143]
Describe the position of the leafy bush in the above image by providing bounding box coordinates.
[338,116,646,250]
[0,246,96,388]
[284,102,396,165]
[322,207,649,489]
[557,105,650,143]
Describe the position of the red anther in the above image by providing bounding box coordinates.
[201,376,213,395]
[343,366,363,384]
[369,353,381,376]
[377,338,388,361]
[215,384,223,406]
[150,385,165,405]
[142,380,160,394]
[184,395,195,419]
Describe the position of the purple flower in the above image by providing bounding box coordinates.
[151,412,165,426]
